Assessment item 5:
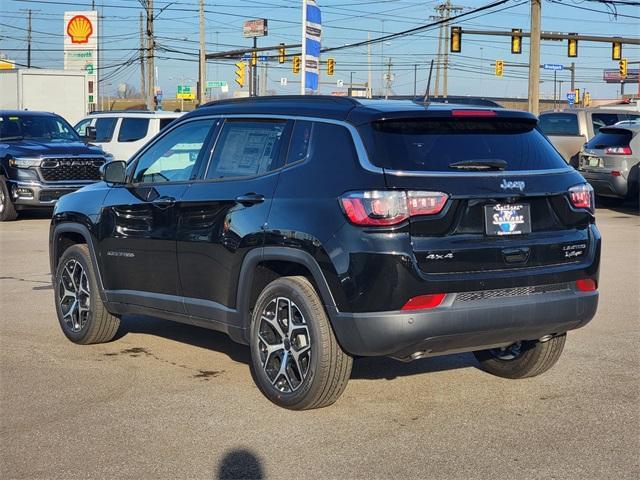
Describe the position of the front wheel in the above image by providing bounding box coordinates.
[249,276,353,410]
[0,175,18,221]
[473,334,566,379]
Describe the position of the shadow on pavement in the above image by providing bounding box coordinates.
[216,449,264,480]
[115,315,477,380]
[595,198,639,216]
[12,209,53,220]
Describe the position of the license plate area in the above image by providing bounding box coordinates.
[581,156,602,168]
[484,203,531,236]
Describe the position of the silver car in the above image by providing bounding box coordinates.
[578,123,640,205]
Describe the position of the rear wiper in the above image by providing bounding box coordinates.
[448,159,507,171]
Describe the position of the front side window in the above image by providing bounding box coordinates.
[94,117,118,142]
[132,119,214,184]
[538,113,580,136]
[118,118,149,142]
[0,114,79,142]
[206,120,288,179]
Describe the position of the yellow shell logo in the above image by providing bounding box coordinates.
[67,15,93,44]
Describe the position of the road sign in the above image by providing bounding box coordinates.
[566,92,576,105]
[177,85,192,94]
[544,63,563,71]
[337,79,344,87]
[259,56,268,62]
[242,53,251,60]
[280,77,288,86]
[243,19,268,38]
[206,80,227,88]
[85,63,94,74]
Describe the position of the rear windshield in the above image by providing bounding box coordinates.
[585,129,633,149]
[361,118,568,171]
[592,113,640,135]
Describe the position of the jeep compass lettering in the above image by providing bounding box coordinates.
[49,97,600,410]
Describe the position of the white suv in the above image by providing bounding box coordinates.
[74,111,184,162]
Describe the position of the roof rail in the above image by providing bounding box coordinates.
[88,109,152,114]
[200,95,361,109]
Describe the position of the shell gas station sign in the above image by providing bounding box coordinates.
[63,11,98,108]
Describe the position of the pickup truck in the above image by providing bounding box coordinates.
[539,108,639,167]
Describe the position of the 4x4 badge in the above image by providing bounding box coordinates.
[500,179,525,191]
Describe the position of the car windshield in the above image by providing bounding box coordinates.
[361,118,568,171]
[0,114,80,142]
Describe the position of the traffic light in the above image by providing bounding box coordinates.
[619,58,628,78]
[235,61,245,88]
[450,26,461,53]
[567,34,578,58]
[327,58,335,76]
[511,28,522,55]
[612,41,622,61]
[584,92,591,107]
[278,43,286,64]
[251,50,257,67]
[575,89,581,106]
[495,60,504,77]
[293,55,301,74]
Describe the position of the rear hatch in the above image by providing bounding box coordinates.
[579,126,637,174]
[358,110,595,275]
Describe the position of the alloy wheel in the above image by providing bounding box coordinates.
[489,341,523,361]
[257,297,311,392]
[0,185,5,214]
[57,259,91,333]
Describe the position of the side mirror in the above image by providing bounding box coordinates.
[84,126,97,142]
[100,160,127,184]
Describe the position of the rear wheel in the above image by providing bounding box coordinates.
[0,175,18,221]
[54,244,120,344]
[249,276,352,410]
[473,334,566,379]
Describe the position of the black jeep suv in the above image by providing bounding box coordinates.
[1,110,111,221]
[49,97,600,410]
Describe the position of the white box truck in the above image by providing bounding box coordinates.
[0,69,90,124]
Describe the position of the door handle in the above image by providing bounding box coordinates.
[152,196,176,209]
[502,247,530,264]
[235,193,265,206]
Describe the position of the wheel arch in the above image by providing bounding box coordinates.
[236,247,339,339]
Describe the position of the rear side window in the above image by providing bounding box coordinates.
[206,120,289,179]
[118,118,149,142]
[585,128,633,149]
[361,118,568,172]
[287,121,314,164]
[538,113,579,136]
[592,113,640,135]
[94,117,117,142]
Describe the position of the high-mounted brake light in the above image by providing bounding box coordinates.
[340,191,448,226]
[576,279,597,292]
[401,293,446,310]
[451,110,497,117]
[568,184,594,212]
[605,146,632,155]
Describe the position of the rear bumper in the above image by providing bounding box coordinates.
[330,288,598,359]
[6,180,92,209]
[580,169,629,198]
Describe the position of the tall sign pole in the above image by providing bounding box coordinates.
[300,0,307,94]
[198,0,206,104]
[527,0,541,115]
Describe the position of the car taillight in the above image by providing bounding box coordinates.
[604,146,632,155]
[568,184,594,213]
[401,293,446,310]
[576,279,597,292]
[340,191,448,226]
[451,109,497,117]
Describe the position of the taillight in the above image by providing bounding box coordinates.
[604,146,632,155]
[576,279,597,292]
[401,293,446,310]
[451,109,497,117]
[340,191,448,226]
[568,184,594,212]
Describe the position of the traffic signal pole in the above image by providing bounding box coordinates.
[528,0,541,115]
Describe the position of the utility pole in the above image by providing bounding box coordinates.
[432,1,461,99]
[27,9,32,68]
[432,15,442,97]
[139,12,146,103]
[145,0,155,111]
[442,1,462,99]
[528,0,541,115]
[367,32,373,98]
[198,0,206,105]
[384,58,392,100]
[570,61,576,92]
[413,64,417,97]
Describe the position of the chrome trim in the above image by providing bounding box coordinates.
[384,167,575,178]
[13,180,92,189]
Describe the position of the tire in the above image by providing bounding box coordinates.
[0,175,18,221]
[473,334,566,379]
[249,276,353,410]
[54,244,120,345]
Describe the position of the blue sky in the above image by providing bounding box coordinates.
[1,0,638,100]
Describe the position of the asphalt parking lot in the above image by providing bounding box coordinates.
[1,204,638,480]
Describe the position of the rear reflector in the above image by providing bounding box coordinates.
[401,293,446,310]
[576,279,597,292]
[451,109,497,117]
[340,190,448,226]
